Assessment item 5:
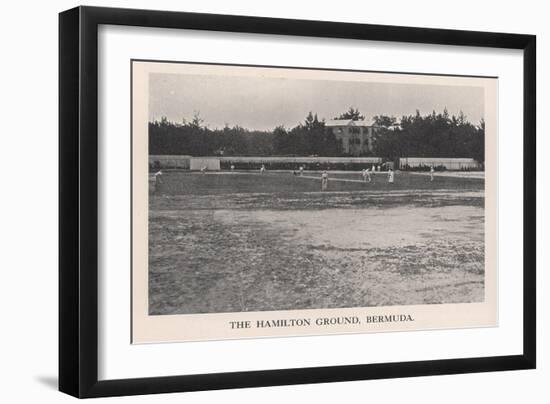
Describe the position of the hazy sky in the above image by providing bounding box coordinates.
[149,72,484,131]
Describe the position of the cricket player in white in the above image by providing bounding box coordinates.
[154,170,162,184]
[153,170,162,193]
[430,166,435,182]
[388,168,395,183]
[321,171,329,191]
[260,164,265,174]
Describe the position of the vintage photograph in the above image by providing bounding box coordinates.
[131,61,497,342]
[144,62,490,314]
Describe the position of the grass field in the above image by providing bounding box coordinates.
[149,170,485,315]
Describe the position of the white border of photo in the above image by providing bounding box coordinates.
[97,24,523,381]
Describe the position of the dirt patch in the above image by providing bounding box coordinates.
[149,199,485,315]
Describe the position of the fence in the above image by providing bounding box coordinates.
[219,156,384,171]
[189,158,221,171]
[398,157,482,171]
[149,155,191,169]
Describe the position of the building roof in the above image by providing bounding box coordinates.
[325,119,377,127]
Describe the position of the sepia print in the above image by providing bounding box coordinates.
[131,61,497,343]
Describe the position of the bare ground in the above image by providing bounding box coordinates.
[148,172,485,315]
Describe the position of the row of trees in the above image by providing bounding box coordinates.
[272,112,340,156]
[149,114,275,156]
[373,109,485,163]
[149,108,485,162]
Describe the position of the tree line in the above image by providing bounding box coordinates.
[149,108,485,162]
[373,109,485,163]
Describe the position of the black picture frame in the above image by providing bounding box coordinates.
[59,5,536,398]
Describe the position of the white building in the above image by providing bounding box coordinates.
[325,119,379,155]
